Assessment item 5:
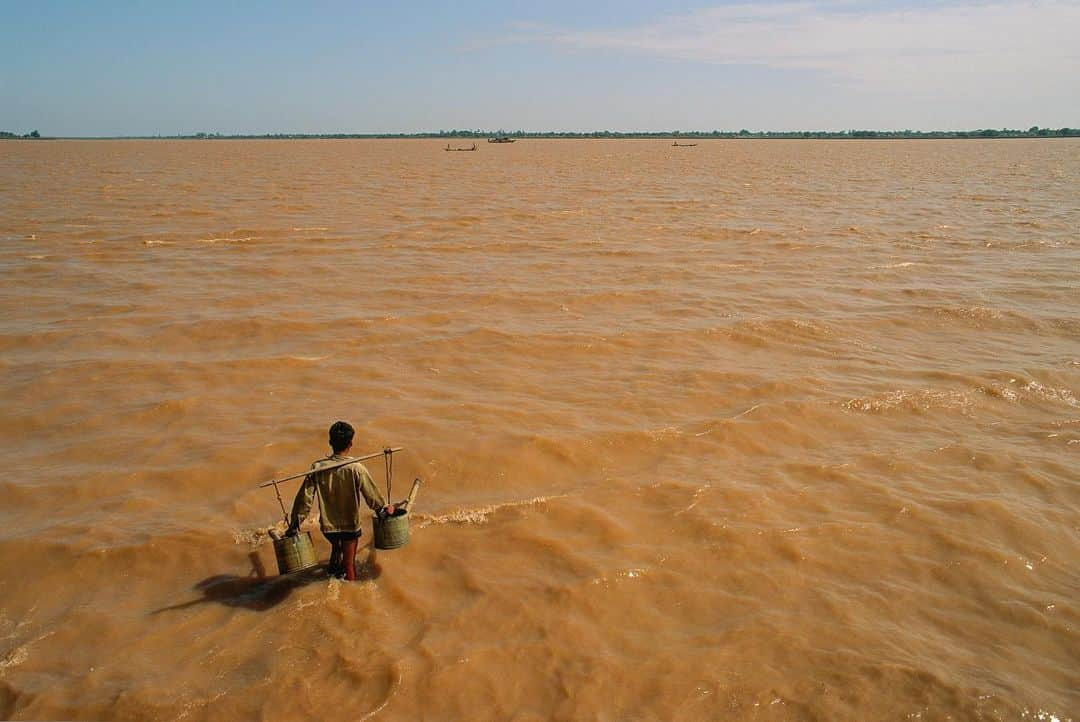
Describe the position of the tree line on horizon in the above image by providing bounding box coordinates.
[422,126,1080,140]
[4,127,1078,140]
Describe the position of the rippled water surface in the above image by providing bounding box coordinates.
[1,139,1077,720]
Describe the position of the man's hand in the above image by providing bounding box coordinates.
[382,504,396,517]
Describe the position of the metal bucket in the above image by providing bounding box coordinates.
[273,532,318,574]
[373,511,410,550]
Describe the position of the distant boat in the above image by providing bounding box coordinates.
[446,143,477,152]
[672,141,697,147]
[488,136,516,143]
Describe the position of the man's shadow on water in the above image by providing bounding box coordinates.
[152,546,382,614]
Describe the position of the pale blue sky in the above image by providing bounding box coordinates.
[1,0,1077,135]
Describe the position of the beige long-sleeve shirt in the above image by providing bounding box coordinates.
[289,455,386,534]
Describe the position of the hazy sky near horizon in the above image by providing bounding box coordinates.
[1,0,1077,135]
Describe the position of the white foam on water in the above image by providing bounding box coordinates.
[1023,381,1079,408]
[0,646,29,670]
[647,426,682,440]
[1021,709,1069,722]
[675,483,711,515]
[869,261,918,269]
[0,630,55,671]
[414,494,567,527]
[843,389,974,414]
[591,567,648,586]
[694,404,762,436]
[233,520,288,548]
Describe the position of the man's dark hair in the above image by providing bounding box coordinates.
[329,421,355,453]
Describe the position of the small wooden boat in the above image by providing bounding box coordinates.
[445,143,477,151]
[672,141,698,147]
[488,136,516,143]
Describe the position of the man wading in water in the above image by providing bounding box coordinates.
[286,421,395,580]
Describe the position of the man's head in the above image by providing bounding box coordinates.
[328,421,355,454]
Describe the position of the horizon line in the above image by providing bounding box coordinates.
[4,126,1079,141]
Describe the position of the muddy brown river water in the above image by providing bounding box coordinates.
[0,138,1077,720]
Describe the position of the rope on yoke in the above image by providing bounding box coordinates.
[383,447,394,507]
[271,479,288,524]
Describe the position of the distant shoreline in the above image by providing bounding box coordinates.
[4,128,1078,141]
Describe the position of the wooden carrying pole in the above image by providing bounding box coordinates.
[258,447,403,488]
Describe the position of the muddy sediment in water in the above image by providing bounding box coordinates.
[0,139,1077,720]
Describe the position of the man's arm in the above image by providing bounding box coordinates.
[354,465,389,512]
[287,474,316,533]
